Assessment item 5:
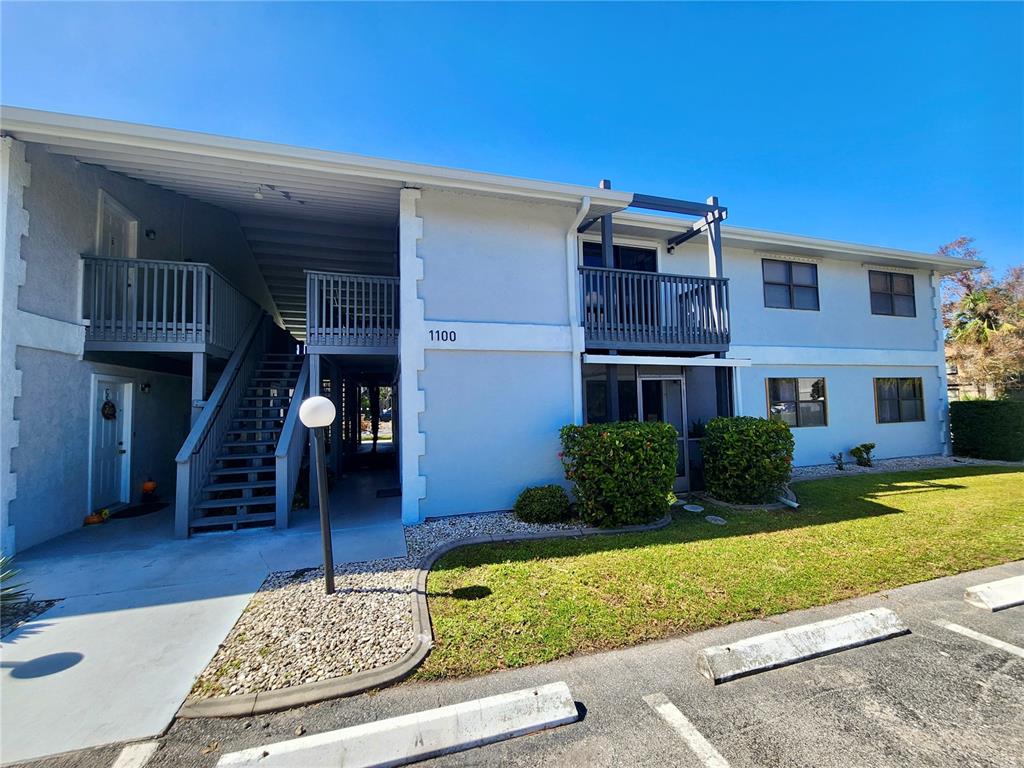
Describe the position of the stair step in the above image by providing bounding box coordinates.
[209,466,275,477]
[243,397,290,403]
[217,452,276,461]
[196,496,276,510]
[227,427,282,435]
[223,441,278,449]
[204,480,277,492]
[191,511,276,529]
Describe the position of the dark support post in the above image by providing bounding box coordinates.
[606,364,620,422]
[311,425,335,594]
[715,366,734,417]
[600,179,614,268]
[707,195,724,279]
[369,384,381,452]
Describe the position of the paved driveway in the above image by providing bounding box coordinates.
[0,471,405,765]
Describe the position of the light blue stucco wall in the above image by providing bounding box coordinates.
[418,349,573,518]
[736,364,945,466]
[417,189,572,325]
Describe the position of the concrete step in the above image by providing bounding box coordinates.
[191,510,276,528]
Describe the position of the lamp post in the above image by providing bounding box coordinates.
[299,395,337,594]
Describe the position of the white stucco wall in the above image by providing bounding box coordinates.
[20,143,277,322]
[401,189,579,521]
[10,348,190,550]
[736,363,945,466]
[418,349,573,518]
[1,141,277,552]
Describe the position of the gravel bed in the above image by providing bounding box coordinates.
[1,599,60,638]
[792,454,1020,481]
[190,512,580,700]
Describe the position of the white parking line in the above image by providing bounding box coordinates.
[643,693,730,768]
[933,621,1024,659]
[110,741,159,768]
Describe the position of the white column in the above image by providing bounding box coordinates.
[190,352,206,425]
[397,189,426,524]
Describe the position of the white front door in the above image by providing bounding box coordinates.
[91,377,132,511]
[97,191,138,259]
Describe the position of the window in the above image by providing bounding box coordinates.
[875,377,924,423]
[762,259,819,310]
[583,365,638,423]
[869,270,916,317]
[582,241,657,272]
[767,377,827,427]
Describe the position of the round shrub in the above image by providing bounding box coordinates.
[950,400,1024,460]
[702,416,794,504]
[559,421,677,528]
[513,485,572,524]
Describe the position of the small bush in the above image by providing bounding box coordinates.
[513,485,572,524]
[850,443,876,467]
[950,400,1024,460]
[830,451,846,470]
[559,421,677,528]
[702,417,794,504]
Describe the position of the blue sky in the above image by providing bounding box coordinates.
[2,2,1021,271]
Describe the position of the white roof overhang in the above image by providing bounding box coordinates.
[611,212,983,275]
[0,106,629,225]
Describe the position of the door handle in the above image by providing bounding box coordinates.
[118,449,127,455]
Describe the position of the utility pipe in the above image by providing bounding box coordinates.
[566,195,591,424]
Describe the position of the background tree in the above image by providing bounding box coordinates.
[940,237,1024,397]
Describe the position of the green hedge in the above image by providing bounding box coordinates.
[702,416,794,504]
[559,422,677,528]
[950,400,1024,461]
[513,485,572,524]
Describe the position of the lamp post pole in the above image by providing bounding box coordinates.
[300,395,337,595]
[312,425,335,594]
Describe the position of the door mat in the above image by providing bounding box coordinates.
[376,488,402,498]
[109,501,170,519]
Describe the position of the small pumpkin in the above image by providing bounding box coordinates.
[142,479,157,495]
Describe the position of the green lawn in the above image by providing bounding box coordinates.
[420,466,1024,680]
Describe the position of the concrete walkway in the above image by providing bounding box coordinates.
[0,471,404,765]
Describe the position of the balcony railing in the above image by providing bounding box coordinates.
[82,256,258,353]
[579,266,730,351]
[305,270,399,351]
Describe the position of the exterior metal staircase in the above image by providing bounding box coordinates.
[192,352,304,529]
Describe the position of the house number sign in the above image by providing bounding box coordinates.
[428,329,457,343]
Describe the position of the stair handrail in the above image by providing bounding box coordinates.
[274,355,311,529]
[174,311,268,537]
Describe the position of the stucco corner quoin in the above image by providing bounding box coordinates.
[399,187,426,524]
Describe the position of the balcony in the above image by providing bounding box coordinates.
[579,266,730,353]
[82,256,258,357]
[305,270,399,354]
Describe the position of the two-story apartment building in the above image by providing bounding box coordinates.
[0,107,981,554]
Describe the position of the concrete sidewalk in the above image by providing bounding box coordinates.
[0,471,405,765]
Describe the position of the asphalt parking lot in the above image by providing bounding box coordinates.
[13,560,1023,768]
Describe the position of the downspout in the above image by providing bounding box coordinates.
[567,195,591,424]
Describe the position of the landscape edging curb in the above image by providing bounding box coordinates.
[177,512,674,719]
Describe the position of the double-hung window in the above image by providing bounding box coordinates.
[767,377,828,427]
[762,259,819,310]
[875,378,924,423]
[869,271,916,317]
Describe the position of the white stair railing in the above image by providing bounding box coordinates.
[274,356,311,529]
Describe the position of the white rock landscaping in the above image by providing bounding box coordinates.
[791,454,1017,481]
[190,513,578,701]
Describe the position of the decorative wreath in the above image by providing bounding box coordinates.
[101,399,118,420]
